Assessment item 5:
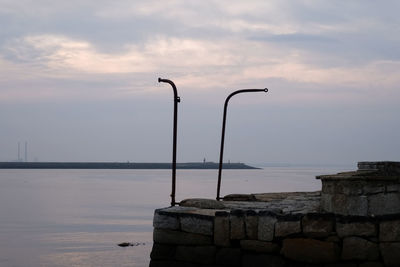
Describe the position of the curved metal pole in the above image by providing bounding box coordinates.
[158,78,180,206]
[216,88,268,200]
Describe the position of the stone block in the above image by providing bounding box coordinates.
[341,237,379,261]
[175,245,216,265]
[363,183,385,194]
[149,260,200,267]
[153,228,212,245]
[149,260,174,267]
[240,240,280,253]
[150,243,176,260]
[214,212,230,247]
[324,264,357,267]
[331,194,348,215]
[153,212,180,230]
[302,215,333,237]
[321,193,333,212]
[369,193,400,216]
[341,181,364,195]
[179,198,225,209]
[386,184,400,193]
[214,212,231,247]
[242,254,285,267]
[215,247,241,266]
[325,235,340,243]
[379,220,400,241]
[230,212,245,240]
[380,242,400,267]
[337,222,376,237]
[322,181,335,194]
[275,220,301,237]
[281,238,340,264]
[359,262,384,267]
[180,215,213,236]
[347,195,368,216]
[258,216,277,241]
[245,213,258,240]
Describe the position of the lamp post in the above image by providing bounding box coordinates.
[216,88,268,200]
[158,78,180,206]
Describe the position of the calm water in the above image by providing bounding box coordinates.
[0,166,351,266]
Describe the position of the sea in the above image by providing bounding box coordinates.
[0,166,352,267]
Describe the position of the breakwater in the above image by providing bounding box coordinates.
[0,162,257,169]
[150,161,400,266]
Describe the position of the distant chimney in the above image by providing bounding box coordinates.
[24,142,28,162]
[18,142,21,162]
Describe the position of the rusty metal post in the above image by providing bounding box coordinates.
[216,88,268,200]
[158,78,180,206]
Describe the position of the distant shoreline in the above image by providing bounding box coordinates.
[0,162,258,170]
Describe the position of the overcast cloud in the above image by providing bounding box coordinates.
[0,0,399,165]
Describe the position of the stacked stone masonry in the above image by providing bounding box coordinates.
[150,162,400,266]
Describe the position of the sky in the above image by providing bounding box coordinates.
[0,0,399,165]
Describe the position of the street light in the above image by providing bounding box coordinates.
[158,78,181,206]
[216,88,268,200]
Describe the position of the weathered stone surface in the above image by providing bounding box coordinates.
[258,216,277,241]
[223,194,257,201]
[175,245,216,265]
[150,243,176,260]
[215,248,241,266]
[281,238,340,264]
[379,220,400,241]
[380,242,400,267]
[240,240,280,253]
[180,216,213,235]
[358,161,400,173]
[302,215,333,237]
[321,193,333,212]
[347,195,368,216]
[153,212,180,230]
[149,260,174,267]
[369,193,400,215]
[319,162,400,216]
[359,262,384,267]
[223,192,320,214]
[363,183,385,194]
[330,194,348,215]
[153,228,212,245]
[324,263,357,267]
[341,237,379,261]
[325,235,341,243]
[150,260,200,267]
[214,212,230,247]
[386,183,400,193]
[275,220,301,237]
[230,211,245,240]
[322,192,369,216]
[242,254,285,267]
[337,222,376,237]
[322,181,335,194]
[245,213,258,239]
[179,198,225,209]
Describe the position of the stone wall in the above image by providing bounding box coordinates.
[150,162,400,267]
[150,205,400,267]
[317,161,400,216]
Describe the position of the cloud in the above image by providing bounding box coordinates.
[2,30,400,106]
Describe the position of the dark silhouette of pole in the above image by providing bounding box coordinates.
[216,88,268,200]
[158,78,180,206]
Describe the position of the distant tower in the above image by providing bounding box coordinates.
[18,142,21,162]
[24,142,28,162]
